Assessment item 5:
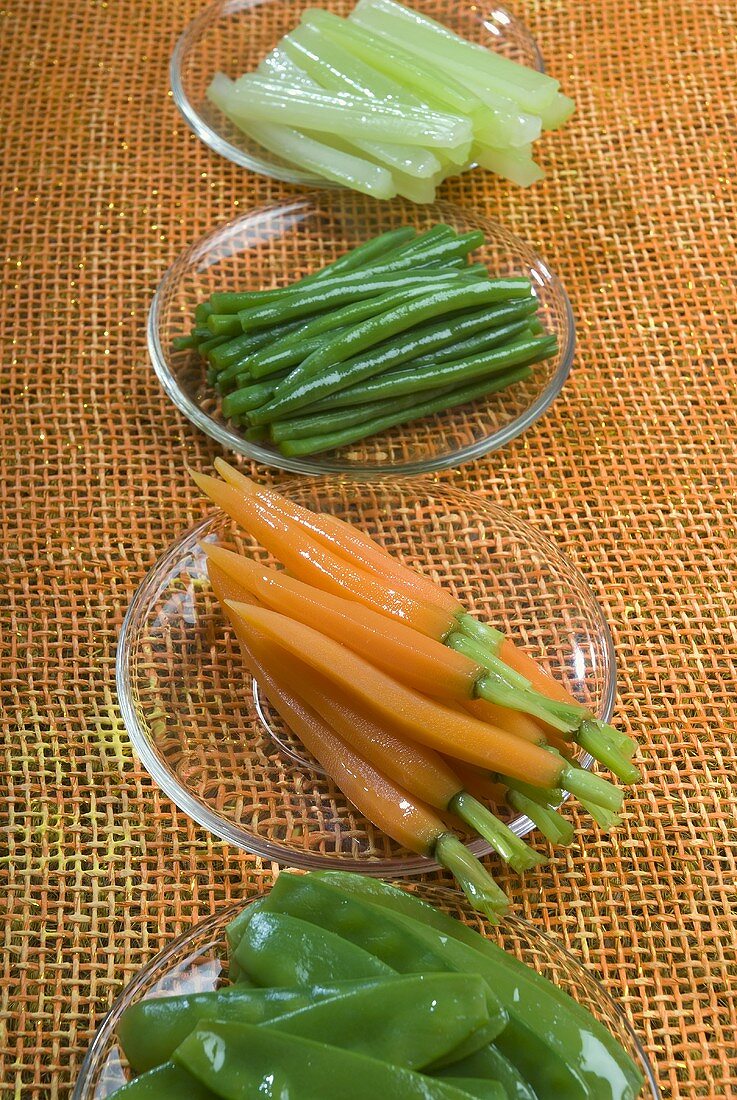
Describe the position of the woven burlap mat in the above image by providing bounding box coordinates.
[2,0,735,1095]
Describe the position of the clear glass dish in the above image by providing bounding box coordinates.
[170,0,545,188]
[116,478,615,874]
[72,881,659,1099]
[148,196,575,476]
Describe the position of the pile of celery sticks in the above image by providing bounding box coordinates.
[208,0,574,199]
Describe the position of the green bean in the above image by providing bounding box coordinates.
[276,364,532,457]
[209,226,419,315]
[247,285,437,381]
[250,280,532,424]
[172,334,197,350]
[229,232,485,320]
[325,333,553,403]
[238,270,479,332]
[207,313,244,338]
[301,299,540,413]
[210,321,304,372]
[242,424,270,442]
[301,319,539,411]
[194,302,212,323]
[270,385,455,441]
[197,332,232,356]
[222,378,286,418]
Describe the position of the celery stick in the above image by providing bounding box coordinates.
[390,168,439,204]
[255,46,316,87]
[285,21,423,106]
[219,74,472,149]
[539,93,576,131]
[350,0,559,113]
[302,10,538,152]
[304,10,483,118]
[472,144,545,187]
[207,76,397,197]
[282,32,441,177]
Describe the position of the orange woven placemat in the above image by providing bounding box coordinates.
[1,0,735,1096]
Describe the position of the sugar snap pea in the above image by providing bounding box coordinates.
[174,1021,477,1100]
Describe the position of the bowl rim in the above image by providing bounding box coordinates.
[169,0,545,188]
[116,482,616,870]
[147,200,576,477]
[72,888,660,1100]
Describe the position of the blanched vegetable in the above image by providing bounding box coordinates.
[205,0,575,199]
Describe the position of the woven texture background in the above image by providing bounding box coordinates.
[1,0,735,1096]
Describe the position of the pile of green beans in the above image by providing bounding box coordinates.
[174,224,558,458]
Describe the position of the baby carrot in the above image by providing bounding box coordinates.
[251,637,544,873]
[201,543,478,698]
[240,631,509,917]
[192,470,454,638]
[204,544,592,737]
[213,458,459,614]
[225,600,623,813]
[194,468,638,778]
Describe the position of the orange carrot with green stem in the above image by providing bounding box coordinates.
[213,460,614,719]
[206,555,573,852]
[225,599,624,816]
[213,457,457,613]
[202,542,606,748]
[197,466,636,771]
[219,610,510,918]
[251,638,546,874]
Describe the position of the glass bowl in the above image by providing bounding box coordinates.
[72,881,659,1099]
[148,196,575,476]
[116,478,615,873]
[170,0,545,188]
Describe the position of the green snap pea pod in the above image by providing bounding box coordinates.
[267,973,493,1069]
[118,984,317,1072]
[238,270,478,332]
[106,1062,216,1099]
[433,1079,507,1100]
[234,909,396,987]
[262,874,590,1096]
[275,366,530,457]
[297,322,541,412]
[247,284,435,381]
[175,1021,476,1100]
[208,226,418,314]
[210,321,304,373]
[251,281,532,424]
[436,1045,538,1100]
[119,977,409,1073]
[261,874,508,1058]
[270,384,455,442]
[311,873,644,1100]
